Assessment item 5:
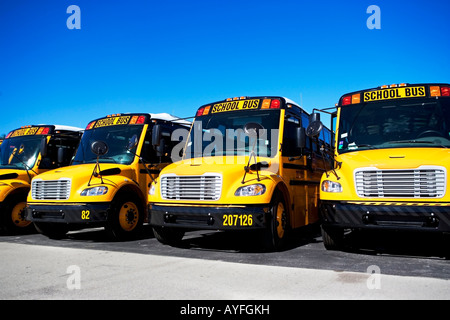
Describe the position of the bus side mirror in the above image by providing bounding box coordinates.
[57,147,64,164]
[296,127,306,149]
[40,139,48,157]
[91,141,109,156]
[306,112,323,138]
[152,124,162,147]
[156,139,165,157]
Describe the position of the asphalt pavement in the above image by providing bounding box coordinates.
[0,225,448,302]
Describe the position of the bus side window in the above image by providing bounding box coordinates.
[282,116,302,157]
[142,123,184,164]
[39,135,79,169]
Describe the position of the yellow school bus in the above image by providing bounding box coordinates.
[307,83,450,250]
[0,125,82,234]
[148,96,332,250]
[26,113,189,240]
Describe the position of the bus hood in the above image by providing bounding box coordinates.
[159,156,278,181]
[0,169,33,201]
[336,148,450,170]
[0,168,33,183]
[28,163,137,202]
[152,156,279,204]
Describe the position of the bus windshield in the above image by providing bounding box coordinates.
[337,98,450,153]
[185,110,280,159]
[73,125,143,165]
[0,135,44,170]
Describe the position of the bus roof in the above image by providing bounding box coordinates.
[51,125,83,132]
[5,125,83,139]
[149,113,191,126]
[338,82,450,106]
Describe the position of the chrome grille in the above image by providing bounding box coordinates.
[160,174,222,201]
[354,167,446,198]
[31,179,71,200]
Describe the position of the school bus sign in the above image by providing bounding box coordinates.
[210,99,260,113]
[363,86,426,102]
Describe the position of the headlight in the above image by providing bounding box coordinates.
[235,184,266,196]
[80,186,108,196]
[321,180,342,193]
[148,183,156,195]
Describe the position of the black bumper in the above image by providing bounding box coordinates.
[320,200,450,232]
[149,204,270,230]
[26,203,111,225]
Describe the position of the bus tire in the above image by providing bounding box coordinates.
[321,225,344,250]
[106,193,144,241]
[152,226,185,246]
[34,222,69,239]
[262,191,288,251]
[1,194,34,234]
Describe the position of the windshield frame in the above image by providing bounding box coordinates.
[72,124,146,165]
[336,97,450,154]
[183,109,282,160]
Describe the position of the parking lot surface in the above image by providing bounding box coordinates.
[0,225,449,300]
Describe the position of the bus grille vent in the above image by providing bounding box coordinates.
[31,179,71,200]
[354,167,446,198]
[160,174,222,201]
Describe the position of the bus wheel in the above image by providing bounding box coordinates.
[34,222,69,239]
[321,225,344,250]
[152,226,185,246]
[262,191,288,251]
[1,195,33,234]
[106,194,144,240]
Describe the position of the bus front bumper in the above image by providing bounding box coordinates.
[320,200,450,232]
[25,203,110,225]
[149,204,270,230]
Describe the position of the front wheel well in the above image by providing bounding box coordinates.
[272,182,290,213]
[112,185,147,215]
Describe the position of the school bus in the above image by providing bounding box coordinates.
[148,96,332,250]
[307,83,450,250]
[25,113,189,240]
[0,125,82,234]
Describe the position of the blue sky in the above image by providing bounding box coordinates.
[0,0,449,135]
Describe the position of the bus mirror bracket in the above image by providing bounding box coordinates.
[88,140,109,186]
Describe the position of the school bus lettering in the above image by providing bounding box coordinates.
[211,99,260,113]
[94,116,131,128]
[363,86,426,102]
[9,127,40,137]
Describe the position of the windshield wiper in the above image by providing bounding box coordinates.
[388,140,433,144]
[355,144,374,148]
[387,140,448,148]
